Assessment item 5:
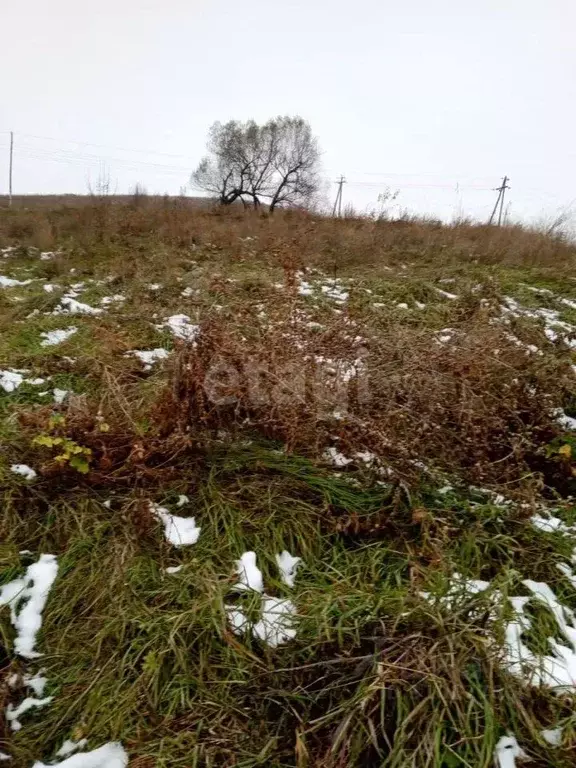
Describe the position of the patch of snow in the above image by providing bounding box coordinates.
[147,283,162,291]
[226,605,250,636]
[126,348,170,370]
[0,553,58,658]
[541,727,562,746]
[275,551,301,588]
[253,597,298,647]
[320,283,349,302]
[435,288,458,300]
[396,302,409,310]
[165,565,183,574]
[234,551,264,592]
[23,671,48,696]
[32,742,128,768]
[0,275,32,288]
[40,327,77,347]
[99,295,125,306]
[554,408,576,430]
[324,447,353,467]
[55,297,102,316]
[6,696,53,731]
[157,314,199,342]
[176,494,189,507]
[354,450,377,465]
[503,579,576,692]
[0,752,10,761]
[53,389,69,404]
[494,735,525,768]
[43,284,58,293]
[55,740,89,758]
[530,513,576,535]
[420,573,491,610]
[11,464,37,481]
[150,503,201,547]
[39,252,61,261]
[0,369,25,392]
[181,286,198,298]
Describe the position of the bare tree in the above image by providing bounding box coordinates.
[190,116,321,212]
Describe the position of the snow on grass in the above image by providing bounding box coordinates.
[32,741,128,768]
[0,553,58,658]
[176,494,189,507]
[53,389,69,404]
[435,287,458,300]
[165,565,183,574]
[541,727,562,746]
[494,735,525,768]
[435,327,456,344]
[23,671,48,696]
[6,696,53,732]
[99,294,125,306]
[40,327,78,347]
[43,284,58,293]
[10,464,37,481]
[557,562,576,588]
[55,740,89,758]
[275,551,301,588]
[126,348,170,370]
[323,446,353,467]
[226,605,250,635]
[554,408,576,430]
[0,275,33,288]
[252,597,298,647]
[0,752,10,760]
[320,283,349,303]
[234,551,264,592]
[422,569,576,692]
[531,513,576,535]
[503,579,576,692]
[157,314,199,342]
[420,573,491,610]
[149,502,201,547]
[55,297,103,316]
[1,369,26,392]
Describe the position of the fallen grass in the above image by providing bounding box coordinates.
[2,201,576,766]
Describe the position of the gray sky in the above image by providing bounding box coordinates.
[1,0,575,222]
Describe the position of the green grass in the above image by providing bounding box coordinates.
[3,207,576,766]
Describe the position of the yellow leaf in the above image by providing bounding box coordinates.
[559,444,572,458]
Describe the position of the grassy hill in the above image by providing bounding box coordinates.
[2,198,576,766]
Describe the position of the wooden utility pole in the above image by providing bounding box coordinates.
[332,175,346,217]
[488,176,510,226]
[8,131,13,207]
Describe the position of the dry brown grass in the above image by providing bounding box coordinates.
[1,197,575,272]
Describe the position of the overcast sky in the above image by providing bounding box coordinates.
[1,0,575,222]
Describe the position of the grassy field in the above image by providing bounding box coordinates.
[2,198,576,766]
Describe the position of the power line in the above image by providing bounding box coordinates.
[8,131,197,161]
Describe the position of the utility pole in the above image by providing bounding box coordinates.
[8,131,14,207]
[332,175,346,217]
[488,176,510,226]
